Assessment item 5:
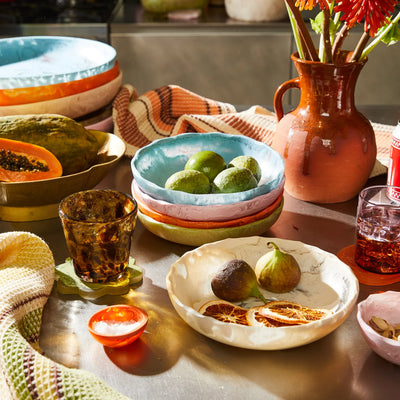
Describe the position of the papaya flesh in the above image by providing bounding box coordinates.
[0,138,63,182]
[0,114,100,175]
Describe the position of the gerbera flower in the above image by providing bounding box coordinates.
[295,0,329,11]
[334,0,397,36]
[286,0,400,62]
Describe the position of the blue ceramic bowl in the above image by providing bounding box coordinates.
[131,133,285,206]
[0,36,116,89]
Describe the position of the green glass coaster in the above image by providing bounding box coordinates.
[55,257,143,299]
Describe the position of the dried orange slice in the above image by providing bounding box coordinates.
[246,306,293,327]
[256,301,332,325]
[198,300,250,326]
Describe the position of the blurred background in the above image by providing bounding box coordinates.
[0,0,399,108]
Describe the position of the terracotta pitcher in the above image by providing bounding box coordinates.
[272,52,377,203]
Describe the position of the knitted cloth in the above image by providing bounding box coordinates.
[0,231,129,400]
[112,84,394,176]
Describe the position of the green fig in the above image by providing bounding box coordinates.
[211,259,268,303]
[164,170,211,194]
[255,242,301,293]
[212,167,258,194]
[185,150,226,182]
[228,155,262,182]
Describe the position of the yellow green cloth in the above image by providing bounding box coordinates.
[0,231,129,400]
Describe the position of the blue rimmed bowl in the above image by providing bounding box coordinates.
[131,132,285,206]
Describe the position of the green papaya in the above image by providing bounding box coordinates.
[0,114,100,175]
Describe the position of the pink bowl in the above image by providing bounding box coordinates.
[357,291,400,365]
[131,176,285,222]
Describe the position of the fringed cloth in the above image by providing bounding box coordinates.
[112,84,394,177]
[0,232,129,400]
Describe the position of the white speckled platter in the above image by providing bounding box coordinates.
[166,236,359,350]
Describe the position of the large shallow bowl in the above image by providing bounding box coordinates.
[166,236,359,350]
[131,132,285,206]
[0,72,122,119]
[131,176,285,222]
[357,291,400,365]
[0,132,126,221]
[138,199,283,246]
[0,36,116,89]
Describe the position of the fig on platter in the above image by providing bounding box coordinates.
[211,259,268,303]
[255,242,301,293]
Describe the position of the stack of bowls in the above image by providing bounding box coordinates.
[0,36,122,119]
[131,132,285,246]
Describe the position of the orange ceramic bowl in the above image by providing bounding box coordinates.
[0,62,120,106]
[136,190,284,229]
[88,305,148,348]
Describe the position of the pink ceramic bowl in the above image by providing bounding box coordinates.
[131,176,285,222]
[357,291,400,365]
[137,190,283,229]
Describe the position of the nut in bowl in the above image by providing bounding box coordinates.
[357,291,400,365]
[88,305,148,348]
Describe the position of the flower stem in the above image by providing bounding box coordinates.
[359,11,400,60]
[332,24,350,61]
[351,32,370,61]
[286,2,305,59]
[284,0,319,61]
[322,7,333,63]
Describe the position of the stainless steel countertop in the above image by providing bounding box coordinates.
[1,105,400,399]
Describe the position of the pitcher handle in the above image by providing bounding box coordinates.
[274,78,300,122]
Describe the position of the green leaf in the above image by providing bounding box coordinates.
[310,12,324,34]
[311,11,341,39]
[378,20,400,45]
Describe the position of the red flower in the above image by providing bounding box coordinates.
[334,0,397,36]
[295,0,330,10]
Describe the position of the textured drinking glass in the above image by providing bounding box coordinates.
[59,190,137,283]
[355,185,400,274]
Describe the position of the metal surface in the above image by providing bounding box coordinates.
[1,106,400,399]
[110,1,400,106]
[0,0,123,43]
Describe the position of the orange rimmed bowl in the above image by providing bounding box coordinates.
[88,305,148,348]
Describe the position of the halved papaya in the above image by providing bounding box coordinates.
[0,138,62,182]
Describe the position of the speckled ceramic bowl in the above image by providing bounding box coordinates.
[131,132,285,206]
[357,291,400,365]
[166,236,359,349]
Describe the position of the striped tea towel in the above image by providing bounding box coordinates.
[0,231,129,400]
[112,84,395,176]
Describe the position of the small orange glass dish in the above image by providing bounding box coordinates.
[88,305,148,348]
